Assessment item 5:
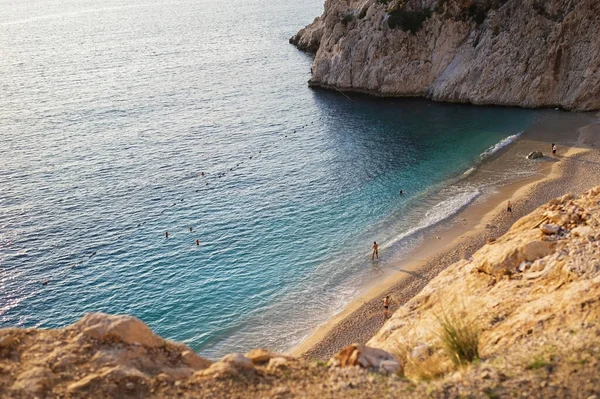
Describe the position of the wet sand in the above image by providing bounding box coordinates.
[290,111,600,360]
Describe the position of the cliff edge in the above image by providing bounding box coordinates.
[290,0,600,111]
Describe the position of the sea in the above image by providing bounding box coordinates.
[0,0,550,359]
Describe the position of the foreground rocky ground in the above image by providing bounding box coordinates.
[2,187,600,398]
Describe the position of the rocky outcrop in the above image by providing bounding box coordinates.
[291,0,600,111]
[526,151,544,159]
[0,313,213,397]
[328,344,403,374]
[368,187,600,387]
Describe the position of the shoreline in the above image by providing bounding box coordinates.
[289,112,600,360]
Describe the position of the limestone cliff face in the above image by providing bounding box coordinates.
[291,0,600,111]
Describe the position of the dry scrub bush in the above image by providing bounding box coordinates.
[388,335,448,381]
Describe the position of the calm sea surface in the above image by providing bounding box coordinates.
[1,0,544,358]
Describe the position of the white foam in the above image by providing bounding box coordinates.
[381,188,480,250]
[463,167,476,176]
[480,132,522,160]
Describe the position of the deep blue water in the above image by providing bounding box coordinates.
[0,0,541,358]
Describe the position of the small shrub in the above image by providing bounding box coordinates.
[492,24,500,36]
[411,352,447,381]
[461,0,509,25]
[387,7,432,33]
[532,1,564,22]
[468,4,488,25]
[388,339,448,381]
[434,0,446,14]
[484,388,501,399]
[341,12,355,26]
[526,355,551,370]
[436,310,480,365]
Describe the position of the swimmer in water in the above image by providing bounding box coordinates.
[196,239,200,246]
[189,227,193,232]
[372,241,379,260]
[165,231,169,239]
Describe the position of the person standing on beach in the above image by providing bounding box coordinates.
[552,143,557,155]
[383,295,391,319]
[372,241,379,260]
[507,200,512,213]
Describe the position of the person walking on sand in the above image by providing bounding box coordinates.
[552,143,557,155]
[372,241,379,260]
[383,295,391,319]
[506,200,512,214]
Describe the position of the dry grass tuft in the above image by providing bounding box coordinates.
[435,310,480,366]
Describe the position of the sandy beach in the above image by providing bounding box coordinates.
[291,111,600,360]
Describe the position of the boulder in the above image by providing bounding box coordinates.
[220,353,254,370]
[572,225,594,239]
[181,350,212,370]
[329,344,403,375]
[72,313,164,348]
[476,237,553,276]
[195,353,255,379]
[245,348,283,365]
[267,357,289,371]
[67,365,149,392]
[526,151,544,159]
[194,361,239,379]
[541,224,560,235]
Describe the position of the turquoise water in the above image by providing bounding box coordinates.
[0,0,541,358]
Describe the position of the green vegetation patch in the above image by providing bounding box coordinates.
[387,7,432,33]
[456,0,510,25]
[341,12,355,26]
[525,355,552,370]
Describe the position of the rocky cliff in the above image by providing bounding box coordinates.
[2,187,600,398]
[290,0,600,111]
[366,186,600,395]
